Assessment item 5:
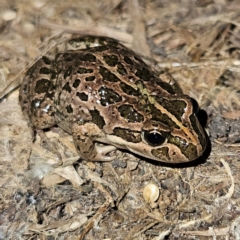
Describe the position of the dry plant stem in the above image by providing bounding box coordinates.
[77,182,114,240]
[218,158,234,201]
[157,59,240,71]
[223,143,240,147]
[40,20,133,43]
[142,208,170,223]
[128,0,151,56]
[181,226,230,237]
[28,214,87,233]
[45,197,72,215]
[126,221,159,240]
[178,214,212,229]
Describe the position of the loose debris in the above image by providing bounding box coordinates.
[0,0,240,239]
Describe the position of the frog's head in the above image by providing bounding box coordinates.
[111,94,207,163]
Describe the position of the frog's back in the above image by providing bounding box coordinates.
[53,43,175,133]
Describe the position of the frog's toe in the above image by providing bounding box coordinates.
[93,144,117,161]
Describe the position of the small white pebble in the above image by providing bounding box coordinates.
[2,10,17,21]
[22,22,35,34]
[32,0,46,9]
[143,183,160,203]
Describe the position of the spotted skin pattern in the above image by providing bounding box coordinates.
[19,36,207,163]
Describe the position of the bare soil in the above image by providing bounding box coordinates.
[0,0,240,239]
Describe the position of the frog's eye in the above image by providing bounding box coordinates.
[143,131,165,146]
[190,98,199,114]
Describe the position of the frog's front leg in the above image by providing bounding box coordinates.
[72,123,117,161]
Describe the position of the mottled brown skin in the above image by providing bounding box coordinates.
[19,36,207,163]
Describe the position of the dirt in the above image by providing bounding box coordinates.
[0,0,240,239]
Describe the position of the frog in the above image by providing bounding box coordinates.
[19,35,207,163]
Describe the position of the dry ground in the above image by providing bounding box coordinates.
[0,0,240,239]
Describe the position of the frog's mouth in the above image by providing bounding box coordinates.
[105,132,204,163]
[127,131,206,162]
[124,142,186,163]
